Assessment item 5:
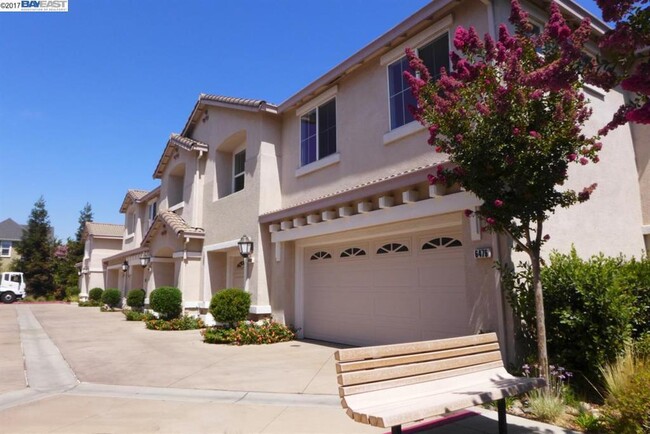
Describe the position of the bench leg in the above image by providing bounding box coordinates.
[497,398,507,434]
[391,426,402,434]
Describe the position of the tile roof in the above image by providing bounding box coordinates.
[168,134,208,152]
[142,211,204,246]
[153,134,209,179]
[199,93,276,110]
[120,189,153,213]
[85,222,124,238]
[0,218,25,241]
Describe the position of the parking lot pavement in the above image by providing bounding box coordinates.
[0,306,27,394]
[0,304,577,434]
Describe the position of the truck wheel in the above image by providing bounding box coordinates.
[1,292,16,304]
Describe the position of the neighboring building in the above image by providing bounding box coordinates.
[77,222,124,300]
[84,0,646,360]
[0,218,25,272]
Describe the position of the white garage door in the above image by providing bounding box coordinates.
[303,231,469,346]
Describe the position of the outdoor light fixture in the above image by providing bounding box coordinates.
[121,260,129,272]
[139,251,151,268]
[238,235,253,258]
[238,235,254,292]
[77,269,82,276]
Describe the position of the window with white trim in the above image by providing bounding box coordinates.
[310,251,332,261]
[388,33,450,130]
[1,240,11,257]
[301,98,336,166]
[148,201,157,226]
[233,149,246,193]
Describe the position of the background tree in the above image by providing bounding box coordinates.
[14,196,56,297]
[53,203,93,294]
[405,1,599,381]
[587,0,649,133]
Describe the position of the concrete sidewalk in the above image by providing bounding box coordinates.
[0,304,578,433]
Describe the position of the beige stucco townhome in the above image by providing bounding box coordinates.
[77,222,123,301]
[83,0,646,360]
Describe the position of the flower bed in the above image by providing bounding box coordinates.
[203,320,295,345]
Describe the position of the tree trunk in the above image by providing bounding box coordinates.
[530,250,550,385]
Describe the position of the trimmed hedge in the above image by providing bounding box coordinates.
[203,320,295,345]
[504,248,650,390]
[126,288,146,310]
[88,287,103,302]
[149,286,182,320]
[209,288,251,326]
[101,288,121,308]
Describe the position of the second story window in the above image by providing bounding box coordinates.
[148,201,157,226]
[233,149,246,193]
[388,33,449,130]
[300,98,336,166]
[1,240,11,257]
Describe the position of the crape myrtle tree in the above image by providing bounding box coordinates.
[587,0,650,133]
[15,196,56,297]
[405,1,600,381]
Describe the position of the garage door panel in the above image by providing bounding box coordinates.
[371,267,418,287]
[373,292,420,318]
[303,229,469,346]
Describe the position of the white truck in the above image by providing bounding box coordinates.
[0,272,26,303]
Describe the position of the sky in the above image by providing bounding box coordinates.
[0,0,602,241]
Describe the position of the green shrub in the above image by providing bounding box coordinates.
[203,320,295,345]
[126,288,146,311]
[88,287,103,302]
[602,351,650,433]
[123,310,155,321]
[528,390,565,423]
[503,248,648,389]
[145,315,204,330]
[78,300,100,307]
[209,288,251,326]
[101,288,121,308]
[149,286,182,320]
[575,408,602,433]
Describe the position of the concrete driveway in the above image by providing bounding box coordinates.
[0,304,576,434]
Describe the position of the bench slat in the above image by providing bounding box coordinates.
[338,360,504,397]
[335,333,498,362]
[336,342,500,373]
[362,376,546,428]
[337,351,503,386]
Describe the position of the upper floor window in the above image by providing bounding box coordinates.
[388,33,449,130]
[126,213,136,235]
[301,98,336,166]
[1,240,11,257]
[148,201,157,227]
[233,149,246,193]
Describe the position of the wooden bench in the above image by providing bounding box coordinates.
[334,333,545,434]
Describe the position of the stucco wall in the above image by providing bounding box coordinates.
[277,1,488,209]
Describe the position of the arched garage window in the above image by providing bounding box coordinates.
[376,243,409,254]
[340,247,366,258]
[422,237,462,250]
[310,251,332,260]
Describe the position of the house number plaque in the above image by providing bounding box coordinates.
[474,247,492,259]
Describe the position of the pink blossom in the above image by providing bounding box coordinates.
[486,217,496,225]
[593,142,603,151]
[464,209,474,217]
[476,102,490,115]
[621,63,650,95]
[427,174,438,185]
[529,131,541,139]
[578,183,598,202]
[626,103,650,124]
[579,157,589,165]
[543,234,551,241]
[593,156,600,163]
[509,0,533,33]
[512,127,520,136]
[454,27,469,51]
[596,0,636,22]
[567,153,577,162]
[530,89,543,100]
[455,134,464,144]
[494,199,504,207]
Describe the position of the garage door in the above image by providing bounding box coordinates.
[303,231,469,346]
